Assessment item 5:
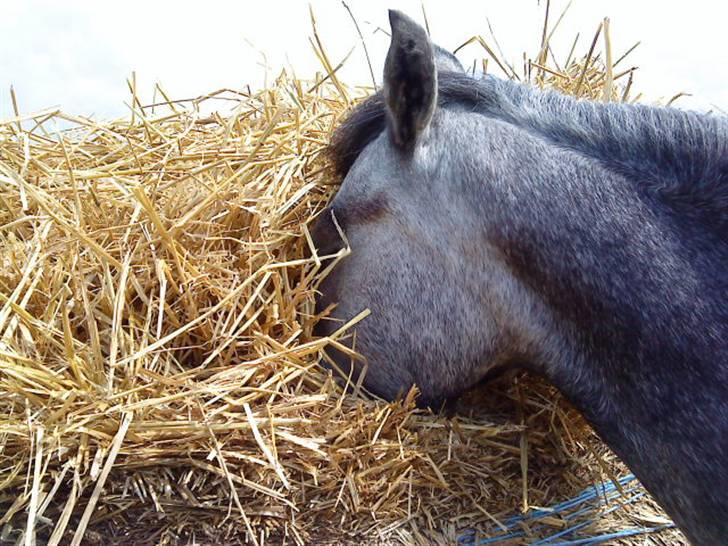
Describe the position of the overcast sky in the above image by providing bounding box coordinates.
[2,0,726,122]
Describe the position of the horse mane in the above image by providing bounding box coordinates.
[329,71,728,232]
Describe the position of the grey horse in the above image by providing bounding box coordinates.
[313,10,728,545]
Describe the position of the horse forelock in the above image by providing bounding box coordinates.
[328,92,386,179]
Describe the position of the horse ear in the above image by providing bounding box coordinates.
[384,10,437,151]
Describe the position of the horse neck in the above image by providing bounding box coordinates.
[463,121,728,542]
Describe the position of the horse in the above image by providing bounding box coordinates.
[312,10,728,545]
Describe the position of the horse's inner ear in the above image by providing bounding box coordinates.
[383,10,437,151]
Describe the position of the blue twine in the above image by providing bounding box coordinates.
[459,475,637,544]
[544,524,674,546]
[457,474,675,545]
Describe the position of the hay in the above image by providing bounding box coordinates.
[0,10,685,546]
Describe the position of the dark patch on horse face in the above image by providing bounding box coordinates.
[310,194,389,260]
[350,194,390,225]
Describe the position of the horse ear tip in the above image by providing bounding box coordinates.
[387,9,402,33]
[388,10,429,41]
[388,9,413,33]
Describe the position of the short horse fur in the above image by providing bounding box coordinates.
[313,10,728,544]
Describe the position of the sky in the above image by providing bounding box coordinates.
[1,0,727,122]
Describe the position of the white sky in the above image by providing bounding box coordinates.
[2,0,727,122]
